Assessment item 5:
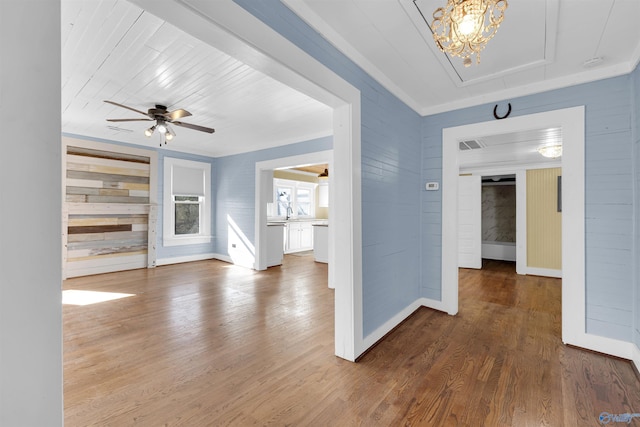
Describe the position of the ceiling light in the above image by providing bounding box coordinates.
[144,125,155,137]
[537,145,562,158]
[431,0,508,67]
[318,168,329,181]
[156,121,167,134]
[165,124,175,141]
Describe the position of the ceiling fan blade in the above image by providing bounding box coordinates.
[107,118,154,122]
[104,100,150,117]
[173,121,215,134]
[166,109,192,121]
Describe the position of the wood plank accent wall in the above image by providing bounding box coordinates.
[66,146,150,203]
[64,145,154,277]
[526,167,562,270]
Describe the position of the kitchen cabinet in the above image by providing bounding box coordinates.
[266,224,284,267]
[285,221,313,253]
[313,224,328,263]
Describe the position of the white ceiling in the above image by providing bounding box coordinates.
[61,0,333,157]
[62,0,640,158]
[459,127,562,171]
[284,0,640,115]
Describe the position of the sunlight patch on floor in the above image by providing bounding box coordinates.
[62,290,135,306]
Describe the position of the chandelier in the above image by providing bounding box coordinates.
[431,0,508,67]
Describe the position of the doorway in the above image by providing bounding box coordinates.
[442,106,585,346]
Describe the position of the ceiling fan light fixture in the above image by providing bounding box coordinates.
[156,121,167,134]
[431,0,508,67]
[144,125,155,137]
[165,125,175,141]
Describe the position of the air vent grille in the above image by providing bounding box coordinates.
[459,139,484,151]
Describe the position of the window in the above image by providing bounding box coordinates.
[163,157,211,246]
[272,179,315,219]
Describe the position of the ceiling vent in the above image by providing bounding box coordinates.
[459,139,484,151]
[107,125,134,133]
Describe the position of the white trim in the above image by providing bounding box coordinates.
[460,161,561,175]
[162,157,212,246]
[522,267,562,279]
[515,170,527,275]
[133,0,363,362]
[282,0,422,114]
[156,252,222,266]
[419,297,449,313]
[442,106,587,348]
[362,299,424,350]
[65,254,147,278]
[632,344,640,374]
[255,150,333,270]
[570,333,635,362]
[281,0,636,117]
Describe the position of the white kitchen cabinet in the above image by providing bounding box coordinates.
[313,224,328,263]
[285,221,313,253]
[266,224,284,267]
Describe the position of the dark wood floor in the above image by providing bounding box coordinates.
[63,257,640,426]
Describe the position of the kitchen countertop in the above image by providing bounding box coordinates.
[267,219,328,226]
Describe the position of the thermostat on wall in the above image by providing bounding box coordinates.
[425,182,439,191]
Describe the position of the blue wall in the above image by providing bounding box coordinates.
[213,136,332,256]
[234,0,423,337]
[422,75,636,341]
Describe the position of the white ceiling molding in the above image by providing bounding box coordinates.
[282,0,424,113]
[400,0,559,87]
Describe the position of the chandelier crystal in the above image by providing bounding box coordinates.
[431,0,508,67]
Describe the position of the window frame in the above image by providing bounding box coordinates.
[163,157,212,246]
[271,178,316,220]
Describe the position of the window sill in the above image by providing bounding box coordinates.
[163,235,212,247]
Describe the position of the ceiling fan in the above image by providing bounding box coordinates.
[104,100,215,145]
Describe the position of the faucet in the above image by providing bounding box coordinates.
[286,205,293,220]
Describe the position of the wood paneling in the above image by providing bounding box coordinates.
[63,257,640,425]
[64,146,152,274]
[527,168,562,270]
[65,146,151,204]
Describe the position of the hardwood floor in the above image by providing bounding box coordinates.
[63,257,640,426]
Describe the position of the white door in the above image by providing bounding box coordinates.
[458,175,482,269]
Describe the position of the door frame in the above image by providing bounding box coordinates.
[132,0,363,361]
[442,106,585,345]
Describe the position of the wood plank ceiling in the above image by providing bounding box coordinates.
[62,0,640,159]
[61,0,333,158]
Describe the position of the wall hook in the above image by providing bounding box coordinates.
[493,103,512,120]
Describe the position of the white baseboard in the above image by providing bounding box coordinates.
[565,332,635,362]
[156,252,226,266]
[419,297,449,313]
[359,296,639,374]
[524,266,562,278]
[360,297,453,352]
[632,344,640,374]
[361,299,423,350]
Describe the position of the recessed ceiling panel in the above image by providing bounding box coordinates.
[405,0,556,86]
